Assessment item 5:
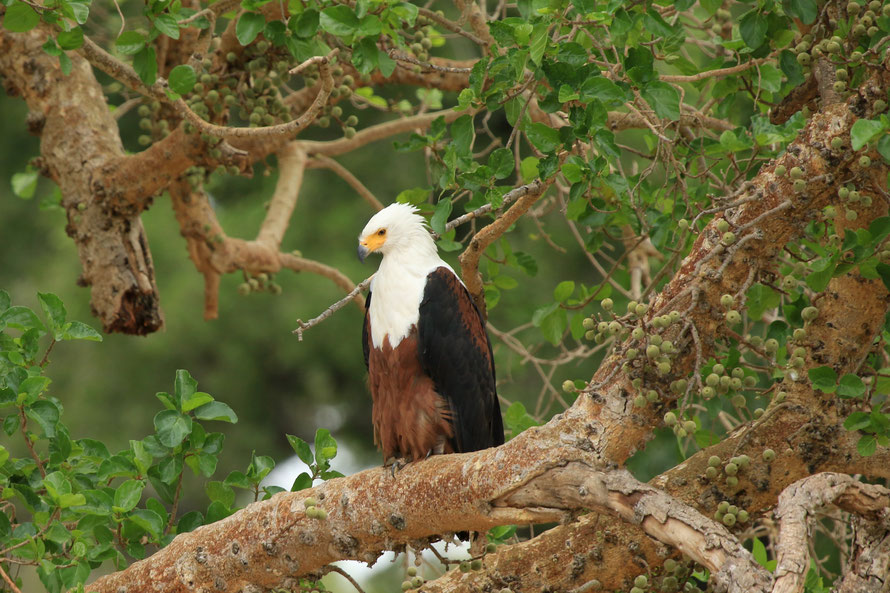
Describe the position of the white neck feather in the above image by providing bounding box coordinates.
[368,239,450,348]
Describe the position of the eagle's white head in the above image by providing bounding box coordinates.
[357,203,438,264]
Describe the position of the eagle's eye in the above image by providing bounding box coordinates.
[377,229,386,236]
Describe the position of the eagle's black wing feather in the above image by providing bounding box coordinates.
[362,290,372,370]
[417,267,504,452]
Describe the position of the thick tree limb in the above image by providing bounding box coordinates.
[0,28,163,334]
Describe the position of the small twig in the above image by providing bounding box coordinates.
[322,564,369,593]
[661,54,777,83]
[417,6,487,46]
[388,50,473,73]
[307,155,384,211]
[0,562,23,593]
[19,407,45,478]
[164,474,184,536]
[111,0,126,38]
[293,277,372,340]
[178,0,239,25]
[39,338,56,367]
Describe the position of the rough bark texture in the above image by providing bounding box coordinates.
[0,27,163,334]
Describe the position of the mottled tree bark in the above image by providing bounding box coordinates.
[0,28,163,334]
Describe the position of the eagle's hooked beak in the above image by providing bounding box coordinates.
[357,242,370,263]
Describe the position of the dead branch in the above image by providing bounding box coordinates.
[774,474,890,593]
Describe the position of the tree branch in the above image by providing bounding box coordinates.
[774,474,890,593]
[458,178,552,313]
[1,28,163,334]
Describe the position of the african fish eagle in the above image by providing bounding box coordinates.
[357,203,505,463]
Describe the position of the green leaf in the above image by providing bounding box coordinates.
[641,81,680,121]
[287,434,314,465]
[532,303,567,345]
[290,9,319,38]
[153,410,193,448]
[57,26,84,50]
[488,148,514,180]
[131,440,152,475]
[558,84,579,103]
[292,472,313,491]
[579,77,625,106]
[174,369,198,410]
[3,2,40,32]
[177,511,204,533]
[0,305,45,332]
[806,261,836,292]
[128,508,164,538]
[58,492,86,508]
[877,135,890,164]
[11,169,38,199]
[844,411,872,431]
[115,31,146,55]
[808,366,838,393]
[553,281,575,302]
[65,0,90,25]
[503,401,539,437]
[314,428,338,467]
[876,263,890,291]
[451,114,474,156]
[745,283,780,320]
[0,290,9,313]
[133,46,158,86]
[28,399,59,436]
[837,374,866,398]
[529,23,548,66]
[193,401,238,423]
[38,292,66,335]
[186,452,218,477]
[61,320,102,341]
[236,12,266,45]
[113,480,145,513]
[875,368,890,395]
[739,10,767,49]
[392,2,418,26]
[783,0,818,24]
[851,119,885,151]
[430,198,452,235]
[168,64,196,95]
[181,391,213,412]
[319,5,359,36]
[205,481,235,507]
[857,434,877,457]
[526,122,561,152]
[378,50,395,77]
[248,453,275,481]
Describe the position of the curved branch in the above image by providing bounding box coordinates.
[307,155,384,211]
[774,474,890,593]
[459,178,552,313]
[257,144,307,248]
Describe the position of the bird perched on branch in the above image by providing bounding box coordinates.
[357,203,504,467]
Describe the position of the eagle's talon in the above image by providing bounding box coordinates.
[384,457,408,477]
